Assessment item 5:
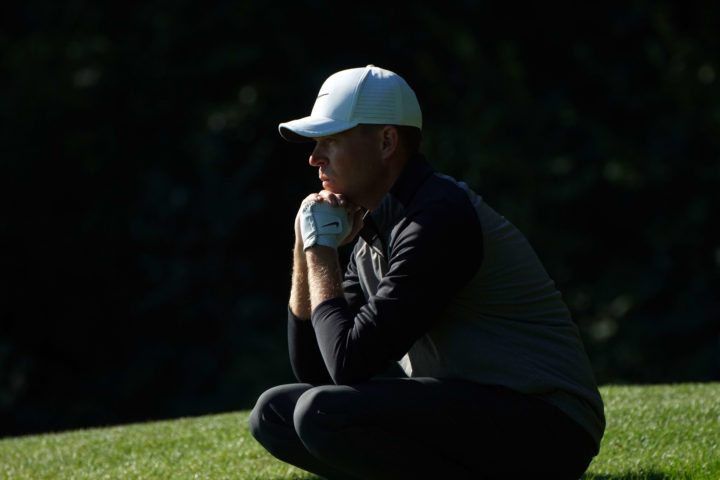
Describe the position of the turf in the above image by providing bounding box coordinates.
[0,383,717,479]
[583,383,719,480]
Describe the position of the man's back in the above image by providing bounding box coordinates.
[350,155,605,450]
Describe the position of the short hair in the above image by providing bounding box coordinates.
[396,125,422,156]
[357,124,423,156]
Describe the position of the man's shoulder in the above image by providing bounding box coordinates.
[402,171,482,221]
[376,172,482,253]
[368,166,483,247]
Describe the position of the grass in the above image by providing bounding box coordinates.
[0,383,717,479]
[583,383,719,480]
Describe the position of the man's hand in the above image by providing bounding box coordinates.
[294,191,364,249]
[300,202,352,250]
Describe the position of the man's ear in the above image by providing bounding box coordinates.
[379,125,399,161]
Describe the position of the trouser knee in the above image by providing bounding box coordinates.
[247,388,272,444]
[248,384,299,454]
[293,386,346,459]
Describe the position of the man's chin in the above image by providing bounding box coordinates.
[320,186,358,204]
[321,183,344,195]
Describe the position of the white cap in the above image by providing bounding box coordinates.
[279,65,422,142]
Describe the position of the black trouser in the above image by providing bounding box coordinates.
[248,378,597,479]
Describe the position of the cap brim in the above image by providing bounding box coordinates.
[278,116,358,143]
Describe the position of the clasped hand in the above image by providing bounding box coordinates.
[295,191,365,250]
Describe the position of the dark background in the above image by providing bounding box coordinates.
[1,1,718,437]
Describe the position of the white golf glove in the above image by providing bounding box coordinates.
[300,201,353,250]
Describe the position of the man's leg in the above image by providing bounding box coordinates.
[250,378,597,479]
[292,380,474,479]
[249,381,459,480]
[292,378,597,479]
[248,383,354,479]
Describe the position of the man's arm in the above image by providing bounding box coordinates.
[286,204,332,384]
[307,201,484,385]
[290,191,361,316]
[306,245,344,310]
[289,241,312,320]
[286,192,363,385]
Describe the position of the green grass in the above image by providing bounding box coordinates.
[584,383,719,480]
[0,383,718,479]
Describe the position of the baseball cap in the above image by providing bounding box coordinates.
[278,65,422,142]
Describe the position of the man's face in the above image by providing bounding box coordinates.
[309,126,384,207]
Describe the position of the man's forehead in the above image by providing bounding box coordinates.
[312,124,387,143]
[312,128,354,142]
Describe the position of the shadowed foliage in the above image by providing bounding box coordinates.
[1,1,718,436]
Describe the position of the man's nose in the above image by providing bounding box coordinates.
[308,146,328,167]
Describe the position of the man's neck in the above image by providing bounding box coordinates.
[364,153,411,212]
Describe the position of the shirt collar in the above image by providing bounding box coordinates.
[359,154,434,250]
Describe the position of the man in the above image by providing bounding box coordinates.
[249,65,605,479]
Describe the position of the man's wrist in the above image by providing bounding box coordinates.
[303,232,340,251]
[305,243,337,255]
[305,244,341,267]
